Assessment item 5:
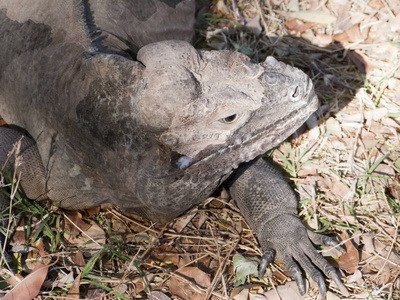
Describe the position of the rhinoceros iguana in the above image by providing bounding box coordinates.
[0,0,347,297]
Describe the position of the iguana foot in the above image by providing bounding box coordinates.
[257,214,348,298]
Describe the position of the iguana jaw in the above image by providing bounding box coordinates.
[183,84,318,171]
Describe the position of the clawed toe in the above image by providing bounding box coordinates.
[258,249,275,278]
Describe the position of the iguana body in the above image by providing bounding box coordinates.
[0,0,345,296]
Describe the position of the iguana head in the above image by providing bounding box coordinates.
[136,40,318,171]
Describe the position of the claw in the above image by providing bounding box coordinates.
[317,276,326,299]
[294,271,306,295]
[330,270,349,296]
[322,236,346,254]
[308,231,346,255]
[258,249,275,278]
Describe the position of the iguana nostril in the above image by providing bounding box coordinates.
[290,85,302,101]
[293,86,299,97]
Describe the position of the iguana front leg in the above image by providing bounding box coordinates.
[229,157,347,297]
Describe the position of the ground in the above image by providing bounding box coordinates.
[1,0,400,299]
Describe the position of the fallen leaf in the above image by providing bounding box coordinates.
[232,287,250,300]
[26,238,50,270]
[167,267,211,300]
[249,293,268,299]
[362,235,400,271]
[245,15,262,35]
[65,273,81,299]
[173,213,196,233]
[331,1,352,31]
[149,291,172,300]
[333,24,365,43]
[263,281,308,299]
[325,117,342,137]
[315,33,333,46]
[83,206,101,218]
[368,0,384,9]
[326,291,341,300]
[318,174,350,200]
[346,269,363,284]
[388,180,400,199]
[72,251,86,266]
[336,233,359,273]
[290,11,336,25]
[285,19,314,33]
[64,218,105,253]
[233,254,259,286]
[52,271,74,289]
[364,107,388,122]
[4,257,59,300]
[64,211,91,237]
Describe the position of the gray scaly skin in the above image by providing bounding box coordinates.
[0,0,346,296]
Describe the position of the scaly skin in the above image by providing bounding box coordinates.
[229,158,347,297]
[0,1,346,297]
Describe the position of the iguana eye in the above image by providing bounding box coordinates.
[222,114,238,124]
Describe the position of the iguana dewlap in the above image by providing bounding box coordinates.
[0,0,346,297]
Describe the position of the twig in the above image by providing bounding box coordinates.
[312,61,356,92]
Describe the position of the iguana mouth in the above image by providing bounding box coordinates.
[189,90,318,171]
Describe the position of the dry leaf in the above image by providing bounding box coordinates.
[25,238,50,270]
[346,269,363,284]
[64,219,105,253]
[4,257,58,300]
[249,293,268,300]
[52,271,74,289]
[167,267,211,300]
[326,291,341,300]
[285,19,314,33]
[64,211,91,237]
[149,291,172,300]
[245,15,262,35]
[315,34,333,46]
[333,24,365,43]
[263,281,308,299]
[232,287,250,300]
[72,251,86,266]
[331,1,352,31]
[364,107,388,122]
[368,0,384,10]
[336,233,359,273]
[388,180,400,199]
[65,273,81,299]
[173,213,196,233]
[84,206,101,218]
[325,117,342,137]
[290,11,336,25]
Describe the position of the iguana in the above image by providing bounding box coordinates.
[0,0,346,297]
